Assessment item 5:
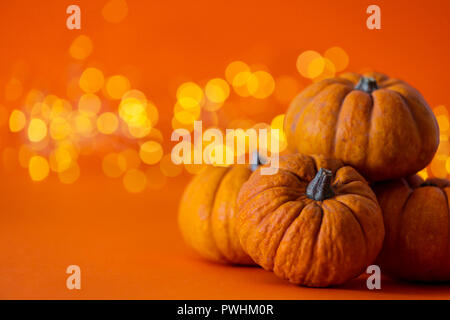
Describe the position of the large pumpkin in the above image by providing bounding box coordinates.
[373,175,450,282]
[178,165,254,265]
[237,153,385,287]
[284,72,439,181]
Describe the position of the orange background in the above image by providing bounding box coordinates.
[1,0,450,299]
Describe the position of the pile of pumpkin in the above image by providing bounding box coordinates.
[178,72,450,287]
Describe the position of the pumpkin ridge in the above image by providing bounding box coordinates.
[208,166,233,262]
[363,87,376,167]
[303,202,325,283]
[395,186,415,255]
[331,89,356,158]
[332,198,369,262]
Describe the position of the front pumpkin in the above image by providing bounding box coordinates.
[284,72,439,181]
[178,165,254,265]
[237,154,385,287]
[373,175,450,282]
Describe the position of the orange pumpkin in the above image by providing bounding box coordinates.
[237,153,385,287]
[373,175,450,282]
[178,165,254,265]
[284,72,439,182]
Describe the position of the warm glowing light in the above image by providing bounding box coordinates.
[69,35,93,60]
[102,153,127,178]
[232,71,252,97]
[5,78,23,101]
[160,154,183,177]
[247,71,275,99]
[225,61,250,84]
[102,0,128,23]
[9,109,26,132]
[205,78,230,103]
[25,89,45,110]
[97,112,119,134]
[417,168,429,180]
[307,57,326,79]
[74,114,94,136]
[79,67,105,93]
[50,99,72,118]
[49,147,72,173]
[324,47,349,72]
[430,155,448,178]
[78,93,101,116]
[437,115,449,132]
[119,97,147,127]
[296,50,322,78]
[50,117,71,141]
[123,169,147,193]
[28,156,49,181]
[146,102,159,126]
[31,102,51,120]
[58,162,80,184]
[184,163,206,175]
[105,75,131,100]
[139,141,163,165]
[27,118,47,142]
[312,58,336,82]
[433,105,448,117]
[177,82,203,109]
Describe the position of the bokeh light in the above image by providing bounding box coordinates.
[9,109,26,132]
[28,155,49,182]
[69,35,93,60]
[205,78,230,103]
[123,169,147,193]
[27,118,47,142]
[97,112,119,134]
[139,141,163,165]
[102,0,128,23]
[324,47,349,72]
[79,68,105,93]
[105,75,131,100]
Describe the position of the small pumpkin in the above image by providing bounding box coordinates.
[373,175,450,282]
[284,72,439,182]
[178,165,254,265]
[237,153,385,287]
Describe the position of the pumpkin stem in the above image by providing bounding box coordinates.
[306,168,335,201]
[250,151,266,172]
[355,76,378,94]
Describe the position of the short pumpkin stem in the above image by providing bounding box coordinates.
[355,76,378,94]
[250,151,266,172]
[306,168,335,201]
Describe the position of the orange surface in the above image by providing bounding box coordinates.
[1,0,450,299]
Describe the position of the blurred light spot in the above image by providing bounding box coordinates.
[296,50,322,78]
[58,162,80,184]
[184,163,206,175]
[146,102,159,126]
[102,153,127,178]
[105,75,131,100]
[102,0,128,23]
[177,82,203,109]
[79,67,104,93]
[28,156,49,181]
[433,105,448,117]
[119,97,147,128]
[437,115,449,132]
[78,93,101,116]
[28,118,47,143]
[147,128,164,143]
[225,61,250,84]
[74,114,94,136]
[232,71,252,97]
[97,112,119,134]
[307,57,326,79]
[146,166,167,190]
[430,155,448,178]
[5,78,23,101]
[123,169,147,193]
[69,35,93,60]
[31,102,51,121]
[9,109,26,132]
[247,71,275,99]
[50,117,71,141]
[324,47,349,72]
[50,99,72,118]
[205,78,230,103]
[274,76,300,104]
[160,154,183,177]
[140,141,163,165]
[417,168,429,180]
[49,147,72,173]
[312,58,336,82]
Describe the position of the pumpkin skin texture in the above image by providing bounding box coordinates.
[373,175,450,282]
[178,165,254,265]
[284,72,439,182]
[237,154,385,287]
